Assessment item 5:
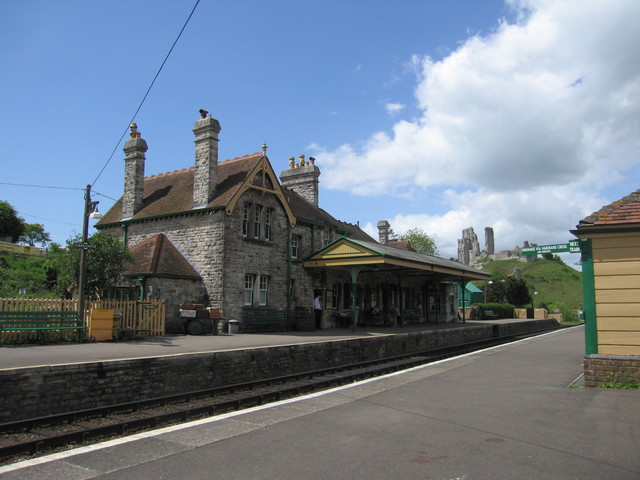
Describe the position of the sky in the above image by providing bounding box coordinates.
[1,0,639,269]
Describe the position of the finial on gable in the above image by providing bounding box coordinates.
[262,142,268,156]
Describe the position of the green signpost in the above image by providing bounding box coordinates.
[521,240,581,256]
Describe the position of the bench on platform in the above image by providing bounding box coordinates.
[483,309,499,320]
[0,310,86,344]
[244,308,292,332]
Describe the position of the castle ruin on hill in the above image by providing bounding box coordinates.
[457,226,535,268]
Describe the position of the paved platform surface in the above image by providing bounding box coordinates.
[0,320,517,370]
[2,325,638,479]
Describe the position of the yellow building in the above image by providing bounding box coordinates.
[572,189,640,386]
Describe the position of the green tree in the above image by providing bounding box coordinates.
[504,276,532,307]
[19,223,51,247]
[399,228,439,256]
[0,201,25,243]
[486,278,508,303]
[51,232,134,299]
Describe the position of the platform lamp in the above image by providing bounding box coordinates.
[484,280,493,303]
[77,184,102,333]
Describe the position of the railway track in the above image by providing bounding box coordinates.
[0,326,568,466]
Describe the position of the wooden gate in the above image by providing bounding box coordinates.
[0,298,166,341]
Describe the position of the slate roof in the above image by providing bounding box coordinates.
[98,153,376,243]
[578,189,640,228]
[99,153,263,225]
[124,234,200,278]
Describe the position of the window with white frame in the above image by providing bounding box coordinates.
[254,205,263,239]
[264,208,272,241]
[323,229,332,246]
[242,203,251,237]
[291,234,300,259]
[242,203,275,241]
[258,275,269,306]
[244,274,255,305]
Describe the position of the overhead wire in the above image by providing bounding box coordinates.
[91,0,201,187]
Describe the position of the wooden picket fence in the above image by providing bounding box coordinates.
[0,298,165,343]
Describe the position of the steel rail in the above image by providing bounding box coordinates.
[0,325,571,465]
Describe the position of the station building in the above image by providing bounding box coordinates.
[97,111,489,333]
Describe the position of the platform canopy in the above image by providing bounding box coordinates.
[303,237,490,282]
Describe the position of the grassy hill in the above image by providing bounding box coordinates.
[0,251,56,298]
[475,258,583,320]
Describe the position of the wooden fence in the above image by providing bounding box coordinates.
[0,298,165,343]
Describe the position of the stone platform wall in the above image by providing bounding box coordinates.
[0,319,560,423]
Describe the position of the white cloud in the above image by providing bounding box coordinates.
[385,102,405,115]
[316,0,640,259]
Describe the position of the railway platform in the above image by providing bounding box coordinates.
[1,324,638,479]
[0,318,548,370]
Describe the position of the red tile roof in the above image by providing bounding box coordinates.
[579,189,640,227]
[124,234,200,278]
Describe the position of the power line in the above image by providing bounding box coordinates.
[0,182,83,191]
[91,0,202,187]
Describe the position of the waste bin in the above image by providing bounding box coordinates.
[228,319,239,334]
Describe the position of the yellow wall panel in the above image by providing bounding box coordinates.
[593,246,640,262]
[594,261,640,276]
[598,317,640,331]
[596,289,640,303]
[595,275,640,290]
[599,345,640,355]
[592,236,640,249]
[596,304,639,317]
[598,331,640,346]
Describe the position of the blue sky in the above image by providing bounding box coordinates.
[1,0,639,267]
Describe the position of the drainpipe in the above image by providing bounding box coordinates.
[121,222,128,246]
[311,224,316,253]
[137,276,146,300]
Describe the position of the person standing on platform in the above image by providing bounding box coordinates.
[314,293,323,329]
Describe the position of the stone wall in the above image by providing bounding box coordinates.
[583,354,640,387]
[0,319,559,423]
[224,189,291,323]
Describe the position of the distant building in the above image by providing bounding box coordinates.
[457,226,535,267]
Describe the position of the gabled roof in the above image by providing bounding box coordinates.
[304,237,490,281]
[283,188,376,242]
[98,153,264,225]
[578,189,640,227]
[97,151,376,242]
[124,234,200,279]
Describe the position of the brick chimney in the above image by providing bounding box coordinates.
[377,220,390,245]
[192,109,221,208]
[122,123,147,220]
[279,154,321,207]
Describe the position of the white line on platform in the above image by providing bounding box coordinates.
[0,327,574,474]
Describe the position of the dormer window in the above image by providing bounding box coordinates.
[242,203,274,241]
